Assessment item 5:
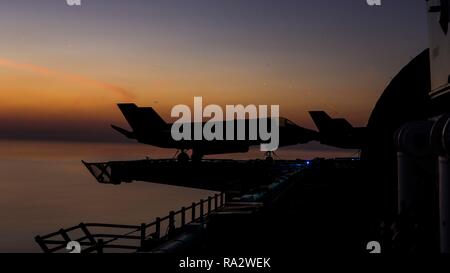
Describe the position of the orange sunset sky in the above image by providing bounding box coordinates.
[0,0,429,141]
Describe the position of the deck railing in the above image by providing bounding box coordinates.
[35,192,225,253]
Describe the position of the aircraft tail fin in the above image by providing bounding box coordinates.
[115,103,168,135]
[309,111,354,134]
[333,118,354,131]
[309,111,333,133]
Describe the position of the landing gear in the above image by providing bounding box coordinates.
[177,150,190,163]
[175,149,203,162]
[191,150,204,162]
[174,149,204,163]
[265,151,274,163]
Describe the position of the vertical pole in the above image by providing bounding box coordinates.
[397,151,416,214]
[439,156,450,253]
[220,192,225,207]
[214,194,218,210]
[181,207,186,226]
[200,199,204,223]
[155,217,161,240]
[97,239,104,254]
[208,197,212,214]
[140,223,146,248]
[191,202,196,222]
[168,211,175,236]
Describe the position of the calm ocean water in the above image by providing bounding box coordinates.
[0,140,357,252]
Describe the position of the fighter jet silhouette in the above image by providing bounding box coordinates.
[112,103,319,161]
